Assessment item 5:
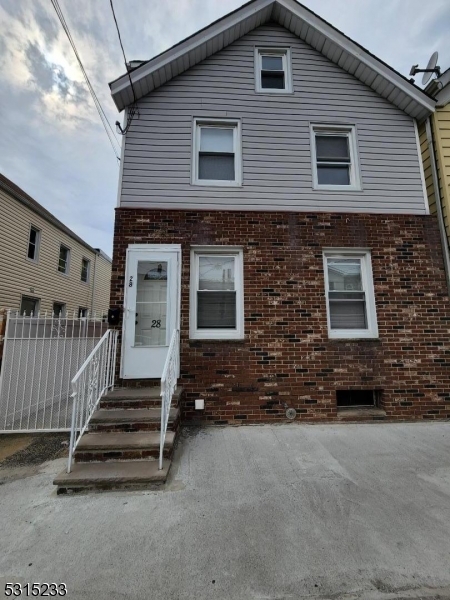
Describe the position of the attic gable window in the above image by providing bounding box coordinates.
[193,119,241,186]
[311,125,361,190]
[255,48,292,93]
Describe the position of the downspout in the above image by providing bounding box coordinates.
[425,116,450,293]
[91,252,98,316]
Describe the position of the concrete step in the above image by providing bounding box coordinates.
[54,459,171,493]
[74,431,175,462]
[100,387,183,409]
[89,407,179,432]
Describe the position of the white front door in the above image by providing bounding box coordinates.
[121,245,181,379]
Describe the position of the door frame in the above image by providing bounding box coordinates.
[120,244,182,379]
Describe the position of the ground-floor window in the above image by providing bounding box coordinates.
[323,249,378,339]
[53,302,66,317]
[20,295,40,316]
[189,247,244,340]
[78,307,88,318]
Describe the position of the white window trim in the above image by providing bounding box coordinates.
[58,244,71,276]
[255,47,293,93]
[81,257,91,283]
[310,124,361,191]
[192,118,242,187]
[27,225,41,263]
[190,246,244,340]
[323,249,378,339]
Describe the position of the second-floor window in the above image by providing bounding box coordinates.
[255,48,292,93]
[311,125,361,190]
[27,226,40,261]
[81,258,90,283]
[193,119,241,186]
[58,245,70,274]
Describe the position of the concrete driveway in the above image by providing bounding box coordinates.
[1,423,450,600]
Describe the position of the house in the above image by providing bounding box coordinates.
[54,0,450,492]
[0,173,112,318]
[419,68,450,269]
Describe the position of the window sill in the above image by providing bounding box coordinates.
[57,270,70,277]
[313,185,362,192]
[255,89,294,95]
[26,257,39,265]
[189,338,246,346]
[191,181,242,188]
[329,337,380,343]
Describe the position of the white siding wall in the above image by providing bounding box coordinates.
[120,24,426,214]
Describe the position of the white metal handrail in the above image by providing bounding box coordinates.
[159,329,180,470]
[67,329,118,472]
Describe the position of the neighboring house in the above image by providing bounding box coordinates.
[107,0,449,426]
[419,68,450,264]
[0,173,111,318]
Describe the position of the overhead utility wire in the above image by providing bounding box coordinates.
[109,0,139,135]
[50,0,121,161]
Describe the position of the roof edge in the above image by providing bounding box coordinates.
[0,174,108,258]
[109,0,435,117]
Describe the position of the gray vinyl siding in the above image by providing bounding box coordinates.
[120,23,427,214]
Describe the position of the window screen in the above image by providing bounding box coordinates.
[327,258,367,329]
[197,256,236,329]
[316,134,351,185]
[260,54,285,89]
[198,127,235,181]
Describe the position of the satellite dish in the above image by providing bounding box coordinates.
[422,51,439,85]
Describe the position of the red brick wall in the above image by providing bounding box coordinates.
[111,209,450,423]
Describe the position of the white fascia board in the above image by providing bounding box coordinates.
[110,0,274,101]
[277,0,435,115]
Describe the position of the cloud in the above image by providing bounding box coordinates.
[0,0,447,257]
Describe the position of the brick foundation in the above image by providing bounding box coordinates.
[110,209,450,423]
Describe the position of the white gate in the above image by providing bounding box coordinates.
[0,312,109,432]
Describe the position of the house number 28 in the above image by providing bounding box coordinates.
[128,276,133,287]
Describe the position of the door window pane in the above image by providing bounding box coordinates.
[134,261,168,346]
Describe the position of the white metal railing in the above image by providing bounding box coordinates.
[159,329,180,470]
[0,310,108,432]
[67,329,118,472]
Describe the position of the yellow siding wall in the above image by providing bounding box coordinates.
[433,105,450,240]
[0,188,111,316]
[419,121,436,216]
[92,253,112,317]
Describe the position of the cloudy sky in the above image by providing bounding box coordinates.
[0,0,449,256]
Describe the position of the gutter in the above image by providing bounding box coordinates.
[425,117,450,293]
